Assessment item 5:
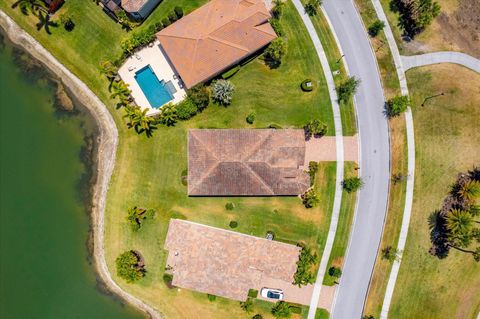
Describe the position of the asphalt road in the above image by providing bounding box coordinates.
[322,1,391,318]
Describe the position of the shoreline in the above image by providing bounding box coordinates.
[0,10,161,319]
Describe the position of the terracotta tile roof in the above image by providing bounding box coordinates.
[164,219,301,301]
[121,0,146,13]
[156,0,277,88]
[188,129,310,196]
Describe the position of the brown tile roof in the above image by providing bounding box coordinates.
[164,219,301,301]
[121,0,146,13]
[188,129,310,196]
[156,0,277,88]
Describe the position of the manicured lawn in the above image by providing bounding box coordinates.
[323,162,358,285]
[2,0,339,317]
[389,65,480,319]
[306,7,357,136]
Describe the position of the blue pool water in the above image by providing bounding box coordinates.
[134,65,173,108]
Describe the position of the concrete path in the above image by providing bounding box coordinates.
[402,51,480,73]
[321,0,391,318]
[290,1,345,319]
[369,1,416,319]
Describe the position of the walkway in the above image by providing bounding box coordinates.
[290,1,345,319]
[402,51,480,73]
[322,0,391,318]
[369,1,415,319]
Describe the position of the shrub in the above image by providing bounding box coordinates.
[240,298,254,313]
[272,0,285,18]
[381,246,399,261]
[168,11,178,23]
[157,103,177,126]
[304,119,327,139]
[308,161,319,185]
[337,76,361,104]
[270,18,284,36]
[174,6,184,18]
[229,221,238,228]
[248,289,259,298]
[207,294,216,302]
[212,79,235,106]
[187,84,210,111]
[328,266,342,278]
[264,38,287,68]
[271,301,291,318]
[386,95,409,117]
[246,112,256,124]
[162,273,173,287]
[293,245,318,286]
[153,21,163,32]
[120,28,156,54]
[301,79,314,92]
[126,206,155,231]
[368,20,385,37]
[342,177,364,193]
[302,189,320,208]
[304,0,322,16]
[225,202,235,210]
[162,18,171,27]
[116,250,145,283]
[181,169,188,186]
[222,65,240,79]
[176,98,198,120]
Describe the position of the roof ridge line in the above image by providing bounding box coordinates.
[207,35,250,52]
[254,21,276,36]
[189,132,221,192]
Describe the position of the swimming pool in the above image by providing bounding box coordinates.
[134,65,174,108]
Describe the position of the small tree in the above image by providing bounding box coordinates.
[127,206,155,231]
[212,79,235,106]
[342,177,363,193]
[302,189,320,208]
[116,250,145,283]
[246,112,256,124]
[158,103,177,126]
[264,38,287,68]
[381,246,399,262]
[240,298,254,313]
[304,119,327,139]
[386,95,409,117]
[328,266,342,278]
[337,76,360,104]
[293,245,318,286]
[271,301,292,318]
[187,84,210,111]
[368,20,385,37]
[100,60,118,81]
[304,0,322,16]
[123,106,157,137]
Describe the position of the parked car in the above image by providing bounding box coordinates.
[260,288,284,300]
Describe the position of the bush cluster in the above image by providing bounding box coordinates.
[187,84,210,111]
[308,161,319,186]
[304,119,327,139]
[368,20,385,37]
[302,188,320,208]
[116,250,145,283]
[386,95,409,117]
[176,98,198,120]
[293,245,318,286]
[342,177,364,193]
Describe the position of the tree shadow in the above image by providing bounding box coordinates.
[428,210,450,259]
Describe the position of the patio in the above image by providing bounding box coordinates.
[118,40,186,115]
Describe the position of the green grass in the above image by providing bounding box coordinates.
[1,0,341,317]
[306,7,357,136]
[323,162,358,285]
[388,65,480,319]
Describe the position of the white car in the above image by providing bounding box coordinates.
[261,288,284,300]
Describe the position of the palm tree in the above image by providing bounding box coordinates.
[445,209,474,247]
[100,60,118,81]
[458,180,480,202]
[158,103,177,126]
[11,0,47,16]
[35,10,58,34]
[110,81,131,104]
[124,106,157,137]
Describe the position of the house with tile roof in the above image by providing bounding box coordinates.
[188,129,310,196]
[156,0,277,88]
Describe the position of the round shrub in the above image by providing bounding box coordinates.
[246,112,256,124]
[176,99,198,120]
[225,202,235,210]
[386,95,409,118]
[342,177,364,193]
[187,84,210,111]
[174,6,184,18]
[229,221,238,228]
[116,250,145,283]
[328,266,342,278]
[212,79,235,106]
[207,294,216,302]
[301,79,314,92]
[168,11,178,23]
[162,18,171,27]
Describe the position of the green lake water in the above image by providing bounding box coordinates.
[0,33,143,319]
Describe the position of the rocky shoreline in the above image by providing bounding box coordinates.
[0,10,161,319]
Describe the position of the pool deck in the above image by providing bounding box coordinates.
[118,40,186,115]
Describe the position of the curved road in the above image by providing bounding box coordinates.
[322,1,391,318]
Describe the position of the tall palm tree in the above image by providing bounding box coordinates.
[446,209,474,247]
[11,0,47,16]
[458,180,480,202]
[124,106,157,137]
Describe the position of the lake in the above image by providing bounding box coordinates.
[0,32,143,319]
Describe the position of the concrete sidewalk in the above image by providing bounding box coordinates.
[402,51,480,73]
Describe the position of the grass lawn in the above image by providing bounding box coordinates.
[305,7,357,136]
[388,64,480,319]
